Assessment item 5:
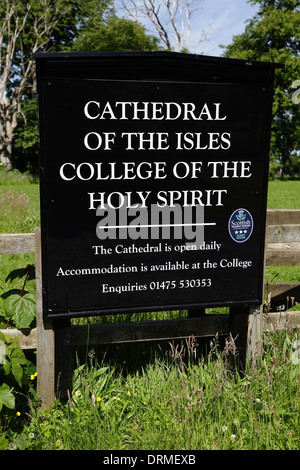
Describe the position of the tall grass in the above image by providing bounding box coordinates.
[0,168,39,233]
[24,333,299,450]
[267,179,300,209]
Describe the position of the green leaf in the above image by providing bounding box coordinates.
[10,343,26,386]
[0,435,9,450]
[10,338,27,364]
[1,336,27,386]
[4,265,35,289]
[0,384,15,411]
[0,332,6,342]
[0,289,23,300]
[5,268,28,283]
[13,433,29,450]
[3,358,11,376]
[11,362,24,387]
[4,292,36,328]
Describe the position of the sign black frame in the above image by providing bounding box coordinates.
[34,51,281,320]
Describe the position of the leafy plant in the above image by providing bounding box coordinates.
[0,332,29,393]
[0,264,36,329]
[0,331,36,449]
[0,383,15,413]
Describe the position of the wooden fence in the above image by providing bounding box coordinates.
[1,209,300,408]
[265,209,300,313]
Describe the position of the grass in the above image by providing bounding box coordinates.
[265,177,300,300]
[0,168,300,450]
[0,168,39,233]
[23,332,300,450]
[267,178,300,209]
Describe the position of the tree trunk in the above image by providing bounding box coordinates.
[0,0,73,171]
[0,104,16,169]
[0,149,12,169]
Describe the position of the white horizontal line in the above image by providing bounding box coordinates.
[98,223,216,229]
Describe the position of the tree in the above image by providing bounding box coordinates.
[73,15,161,52]
[0,0,81,169]
[2,0,161,172]
[118,0,205,52]
[11,98,39,173]
[222,0,300,174]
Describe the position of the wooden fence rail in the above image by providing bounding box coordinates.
[264,209,300,312]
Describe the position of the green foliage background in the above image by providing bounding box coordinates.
[223,0,300,173]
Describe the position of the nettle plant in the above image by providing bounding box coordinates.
[0,264,36,329]
[0,332,29,410]
[0,264,37,449]
[0,331,37,450]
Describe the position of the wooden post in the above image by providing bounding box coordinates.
[54,318,72,402]
[228,305,250,370]
[35,228,55,409]
[228,304,262,370]
[188,308,205,317]
[246,306,262,365]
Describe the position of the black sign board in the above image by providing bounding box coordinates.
[34,52,280,319]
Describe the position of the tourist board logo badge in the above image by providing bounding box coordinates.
[228,208,253,243]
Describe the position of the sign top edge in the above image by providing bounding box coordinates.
[32,51,284,69]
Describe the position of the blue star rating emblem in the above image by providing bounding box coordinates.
[228,208,253,243]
